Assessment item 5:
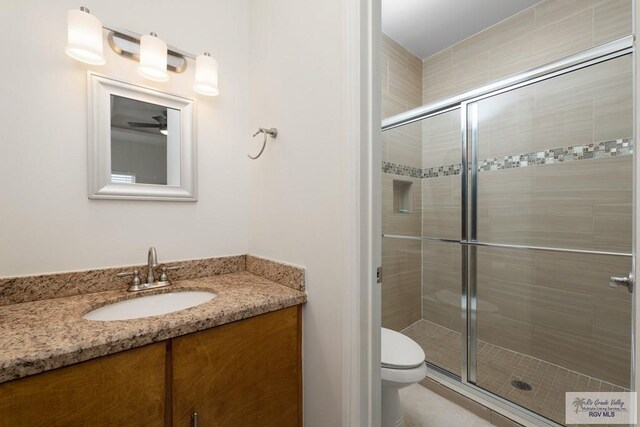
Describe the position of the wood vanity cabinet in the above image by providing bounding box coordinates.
[0,342,167,427]
[171,305,302,427]
[0,305,302,427]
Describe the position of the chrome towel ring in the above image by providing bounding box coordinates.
[248,127,278,159]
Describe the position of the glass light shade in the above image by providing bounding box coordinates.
[65,9,105,65]
[193,53,219,96]
[138,34,169,82]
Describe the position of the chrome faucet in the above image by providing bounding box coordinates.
[147,247,158,284]
[116,246,179,292]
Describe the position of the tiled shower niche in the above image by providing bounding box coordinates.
[393,180,414,214]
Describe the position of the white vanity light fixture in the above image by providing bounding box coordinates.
[65,8,220,95]
[137,33,169,82]
[65,7,106,65]
[193,52,219,96]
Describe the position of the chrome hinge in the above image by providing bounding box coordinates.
[376,266,382,284]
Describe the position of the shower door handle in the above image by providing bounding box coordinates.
[610,273,633,293]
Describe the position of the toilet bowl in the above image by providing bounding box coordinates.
[381,328,427,427]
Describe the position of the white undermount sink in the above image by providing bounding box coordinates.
[83,291,216,321]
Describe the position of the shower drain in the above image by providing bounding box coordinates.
[511,380,533,391]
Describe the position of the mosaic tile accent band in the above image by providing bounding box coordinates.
[382,161,422,178]
[383,138,633,179]
[478,138,633,172]
[423,163,462,178]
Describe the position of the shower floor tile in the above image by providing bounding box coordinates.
[402,319,628,427]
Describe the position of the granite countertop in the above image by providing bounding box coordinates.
[0,271,306,384]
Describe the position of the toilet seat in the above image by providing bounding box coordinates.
[381,328,425,369]
[381,363,427,384]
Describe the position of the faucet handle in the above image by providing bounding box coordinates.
[117,269,141,287]
[159,265,179,283]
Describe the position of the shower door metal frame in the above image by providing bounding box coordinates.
[462,45,635,396]
[381,34,635,427]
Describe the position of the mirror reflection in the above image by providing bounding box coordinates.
[110,95,180,186]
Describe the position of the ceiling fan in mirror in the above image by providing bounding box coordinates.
[127,111,168,135]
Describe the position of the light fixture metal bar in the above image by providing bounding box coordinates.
[106,31,185,73]
[103,25,198,60]
[103,25,199,74]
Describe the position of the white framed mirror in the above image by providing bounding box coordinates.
[87,72,197,201]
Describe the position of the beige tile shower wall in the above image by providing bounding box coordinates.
[422,108,462,240]
[476,247,632,387]
[382,174,422,330]
[422,108,461,170]
[422,240,461,333]
[381,34,424,331]
[478,156,633,253]
[476,54,633,160]
[422,0,632,104]
[422,175,461,240]
[382,34,423,167]
[382,34,422,118]
[420,110,463,351]
[475,55,633,253]
[383,121,423,169]
[382,237,422,331]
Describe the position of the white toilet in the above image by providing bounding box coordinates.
[381,328,427,427]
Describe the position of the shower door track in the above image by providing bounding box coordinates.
[381,34,636,427]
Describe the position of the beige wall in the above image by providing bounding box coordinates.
[246,0,360,424]
[0,0,250,276]
[381,34,423,331]
[419,0,633,388]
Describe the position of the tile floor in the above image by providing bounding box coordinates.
[402,319,628,426]
[400,383,495,427]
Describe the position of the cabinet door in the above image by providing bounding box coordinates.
[172,306,302,427]
[0,342,166,427]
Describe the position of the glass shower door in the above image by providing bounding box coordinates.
[381,109,464,379]
[467,54,634,425]
[413,109,463,378]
